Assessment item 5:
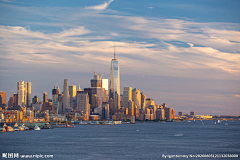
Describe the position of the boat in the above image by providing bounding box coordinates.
[13,123,20,131]
[174,133,183,136]
[22,124,29,130]
[214,122,216,124]
[34,125,41,130]
[2,123,14,132]
[0,127,6,132]
[65,124,74,128]
[188,120,191,122]
[6,126,15,132]
[218,120,221,123]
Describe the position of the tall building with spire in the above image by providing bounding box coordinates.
[109,45,120,111]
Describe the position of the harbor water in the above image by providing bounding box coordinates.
[1,120,240,159]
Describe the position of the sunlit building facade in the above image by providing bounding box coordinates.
[132,88,141,110]
[123,87,132,109]
[109,54,120,111]
[25,82,31,107]
[17,81,25,107]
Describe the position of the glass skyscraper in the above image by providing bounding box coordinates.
[109,53,120,110]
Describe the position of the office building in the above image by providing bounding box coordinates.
[52,85,60,103]
[101,102,109,120]
[0,92,6,108]
[108,98,115,116]
[91,73,106,110]
[132,88,141,110]
[156,108,165,120]
[8,97,13,108]
[102,79,109,102]
[69,85,76,103]
[190,111,195,116]
[109,48,120,111]
[128,100,134,116]
[165,108,175,120]
[145,98,156,109]
[13,93,18,106]
[123,87,132,109]
[63,79,70,111]
[32,96,39,104]
[141,93,147,110]
[178,111,183,116]
[76,93,90,120]
[25,82,31,107]
[43,92,48,103]
[17,81,25,107]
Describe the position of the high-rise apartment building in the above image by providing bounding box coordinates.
[123,87,132,109]
[0,92,6,108]
[132,88,141,110]
[63,79,70,111]
[69,85,76,103]
[109,49,120,111]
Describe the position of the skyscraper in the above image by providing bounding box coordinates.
[63,79,70,111]
[17,81,31,107]
[132,88,141,110]
[25,82,31,107]
[123,87,132,109]
[69,85,76,103]
[0,91,6,108]
[13,93,18,106]
[17,81,25,107]
[43,92,48,103]
[91,72,105,110]
[109,47,120,111]
[76,93,90,120]
[52,86,58,102]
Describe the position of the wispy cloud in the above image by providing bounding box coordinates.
[85,0,114,10]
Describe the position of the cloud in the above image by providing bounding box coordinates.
[85,0,114,10]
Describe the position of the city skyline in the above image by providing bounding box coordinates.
[0,0,240,115]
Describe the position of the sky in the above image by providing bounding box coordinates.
[0,0,239,115]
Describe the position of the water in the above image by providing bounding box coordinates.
[1,120,240,159]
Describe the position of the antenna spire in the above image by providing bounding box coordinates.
[114,43,116,59]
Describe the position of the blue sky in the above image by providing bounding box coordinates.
[0,0,239,115]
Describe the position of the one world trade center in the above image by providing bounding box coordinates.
[109,47,120,111]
